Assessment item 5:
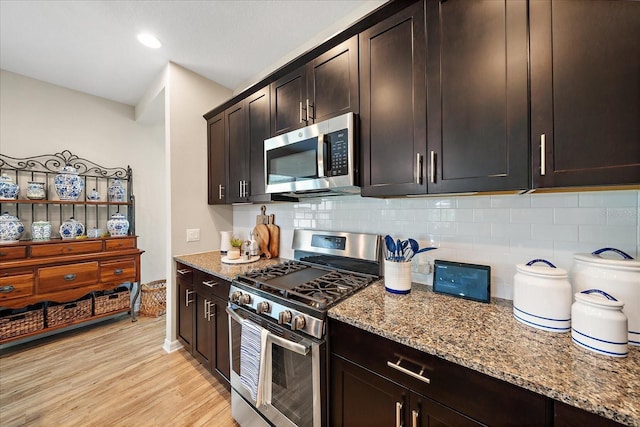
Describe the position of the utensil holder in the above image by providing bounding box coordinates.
[384,260,412,294]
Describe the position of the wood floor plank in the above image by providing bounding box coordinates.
[0,316,239,427]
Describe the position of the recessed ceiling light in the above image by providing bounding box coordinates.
[137,33,162,49]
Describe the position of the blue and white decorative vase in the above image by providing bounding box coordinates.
[87,188,101,201]
[108,178,126,202]
[31,220,52,241]
[0,174,19,200]
[26,181,46,200]
[107,212,129,237]
[0,212,25,244]
[55,164,84,201]
[59,217,84,240]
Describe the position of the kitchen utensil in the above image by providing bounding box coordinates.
[571,289,628,358]
[256,205,268,225]
[384,235,396,261]
[267,214,280,258]
[254,223,271,258]
[513,259,572,332]
[572,247,639,346]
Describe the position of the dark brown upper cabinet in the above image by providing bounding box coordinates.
[225,100,249,203]
[246,87,272,202]
[426,0,529,194]
[270,35,359,136]
[207,112,226,205]
[530,0,640,188]
[359,0,427,197]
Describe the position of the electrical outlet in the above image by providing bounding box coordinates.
[186,228,200,242]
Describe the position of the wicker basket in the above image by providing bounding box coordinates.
[0,304,45,340]
[46,295,92,328]
[139,280,166,317]
[94,286,130,315]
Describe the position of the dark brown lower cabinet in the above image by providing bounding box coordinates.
[554,401,625,427]
[329,319,547,426]
[176,263,230,388]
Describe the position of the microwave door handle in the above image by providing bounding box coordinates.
[317,133,326,177]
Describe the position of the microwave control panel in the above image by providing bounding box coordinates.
[327,128,349,176]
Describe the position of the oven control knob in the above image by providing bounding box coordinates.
[278,310,292,325]
[291,315,306,331]
[230,291,242,303]
[256,301,271,314]
[239,293,252,306]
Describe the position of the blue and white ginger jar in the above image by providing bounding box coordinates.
[31,221,52,241]
[55,164,84,201]
[0,174,19,200]
[59,217,84,240]
[108,178,126,202]
[107,212,129,237]
[0,212,24,244]
[87,188,101,201]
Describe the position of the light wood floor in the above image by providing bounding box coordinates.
[0,315,238,427]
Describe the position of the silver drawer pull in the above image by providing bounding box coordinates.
[0,285,16,293]
[64,273,77,281]
[177,269,191,275]
[396,402,403,427]
[114,268,124,275]
[387,358,431,384]
[202,280,218,287]
[412,410,419,427]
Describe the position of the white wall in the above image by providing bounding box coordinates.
[233,190,640,299]
[163,62,233,352]
[0,69,166,288]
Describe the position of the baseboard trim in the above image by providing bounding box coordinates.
[163,338,182,353]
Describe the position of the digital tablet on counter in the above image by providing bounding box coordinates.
[433,260,491,303]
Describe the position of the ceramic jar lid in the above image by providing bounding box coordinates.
[574,289,625,309]
[574,248,639,270]
[0,211,20,222]
[59,164,79,174]
[516,259,568,277]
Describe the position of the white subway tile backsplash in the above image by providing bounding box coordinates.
[233,190,639,301]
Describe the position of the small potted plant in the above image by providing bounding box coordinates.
[227,236,243,260]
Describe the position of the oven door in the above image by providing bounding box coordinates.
[227,305,323,427]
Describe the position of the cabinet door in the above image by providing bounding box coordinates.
[193,288,213,370]
[207,112,226,204]
[247,87,271,201]
[330,354,408,427]
[554,401,624,427]
[360,1,427,197]
[308,35,359,123]
[177,278,194,353]
[271,66,307,135]
[531,0,640,188]
[426,0,528,193]
[211,295,230,384]
[226,100,250,203]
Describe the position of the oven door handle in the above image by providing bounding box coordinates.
[226,306,310,356]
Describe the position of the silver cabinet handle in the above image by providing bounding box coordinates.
[218,184,224,200]
[396,402,403,427]
[540,134,546,176]
[202,280,218,287]
[299,101,304,124]
[204,300,214,321]
[64,273,77,281]
[412,410,419,427]
[114,268,124,275]
[430,151,435,183]
[185,289,195,307]
[177,269,191,275]
[0,285,15,293]
[208,301,215,321]
[387,358,431,384]
[415,153,423,185]
[306,98,313,121]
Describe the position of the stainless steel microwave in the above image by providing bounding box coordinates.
[264,112,359,197]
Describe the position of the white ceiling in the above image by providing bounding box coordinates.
[0,0,385,107]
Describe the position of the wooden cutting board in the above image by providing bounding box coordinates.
[254,223,271,258]
[267,214,280,258]
[256,205,268,225]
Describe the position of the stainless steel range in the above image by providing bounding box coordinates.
[227,229,381,427]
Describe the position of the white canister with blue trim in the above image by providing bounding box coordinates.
[571,289,628,358]
[513,259,572,332]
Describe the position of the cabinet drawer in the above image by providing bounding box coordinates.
[31,241,103,258]
[105,237,136,251]
[176,263,194,284]
[0,273,35,302]
[0,246,27,260]
[100,259,136,283]
[194,269,229,300]
[37,262,99,293]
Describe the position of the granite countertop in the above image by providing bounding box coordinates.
[174,251,283,281]
[329,281,639,427]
